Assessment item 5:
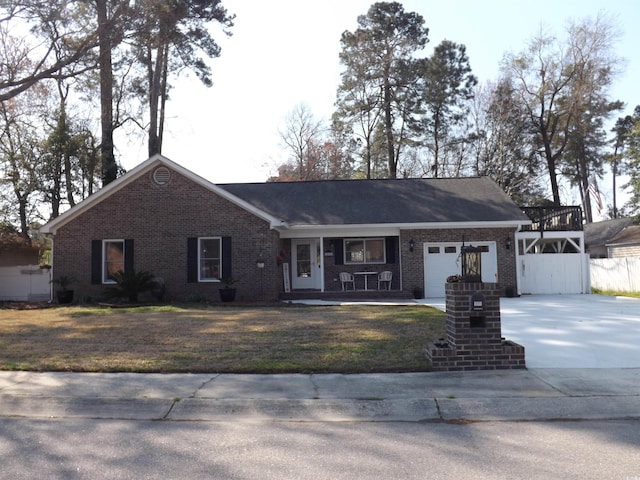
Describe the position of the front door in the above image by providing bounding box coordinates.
[291,239,320,289]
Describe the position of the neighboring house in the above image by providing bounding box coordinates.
[40,154,533,302]
[606,225,640,257]
[0,237,50,301]
[584,217,634,258]
[589,221,640,292]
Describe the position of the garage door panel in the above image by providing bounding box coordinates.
[424,242,497,297]
[424,245,459,297]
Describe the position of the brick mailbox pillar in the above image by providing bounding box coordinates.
[425,282,525,371]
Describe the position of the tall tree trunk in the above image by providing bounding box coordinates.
[148,20,170,158]
[432,111,440,178]
[16,191,30,243]
[612,145,619,218]
[96,0,116,186]
[383,77,396,178]
[540,128,562,205]
[158,44,169,154]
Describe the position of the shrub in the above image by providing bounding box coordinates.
[104,270,159,303]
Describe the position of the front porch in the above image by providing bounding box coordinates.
[279,289,415,302]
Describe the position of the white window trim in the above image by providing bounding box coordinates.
[102,239,124,284]
[344,237,386,265]
[198,236,222,282]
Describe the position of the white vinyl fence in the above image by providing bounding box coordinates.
[590,257,640,292]
[0,265,51,301]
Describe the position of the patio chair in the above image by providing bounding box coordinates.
[339,272,355,291]
[377,271,393,290]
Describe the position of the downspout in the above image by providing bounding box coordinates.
[514,225,523,296]
[319,236,325,292]
[43,233,54,304]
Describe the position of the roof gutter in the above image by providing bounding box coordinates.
[275,220,531,231]
[274,220,531,238]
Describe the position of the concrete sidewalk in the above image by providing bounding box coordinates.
[1,369,639,423]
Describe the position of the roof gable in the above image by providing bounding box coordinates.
[40,154,282,234]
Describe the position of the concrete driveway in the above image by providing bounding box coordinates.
[294,294,640,369]
[425,294,640,368]
[496,294,640,368]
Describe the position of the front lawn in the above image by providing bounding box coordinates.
[0,304,445,373]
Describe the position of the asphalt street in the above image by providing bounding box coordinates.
[1,417,639,479]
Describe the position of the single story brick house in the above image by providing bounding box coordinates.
[584,217,634,258]
[40,154,531,302]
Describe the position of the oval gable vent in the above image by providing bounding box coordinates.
[153,166,171,186]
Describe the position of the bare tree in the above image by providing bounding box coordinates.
[501,14,622,207]
[0,80,48,239]
[469,80,546,204]
[277,104,326,181]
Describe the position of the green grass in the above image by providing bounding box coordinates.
[0,303,445,373]
[591,288,640,299]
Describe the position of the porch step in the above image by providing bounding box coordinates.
[279,290,415,301]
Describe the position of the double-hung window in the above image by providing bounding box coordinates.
[187,236,230,283]
[199,237,221,281]
[344,238,386,264]
[103,239,125,283]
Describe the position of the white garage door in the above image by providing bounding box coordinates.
[423,242,497,297]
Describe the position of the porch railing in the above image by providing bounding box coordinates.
[520,206,583,233]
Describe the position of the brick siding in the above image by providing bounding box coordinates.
[53,168,282,302]
[399,228,517,296]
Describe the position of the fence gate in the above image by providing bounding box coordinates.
[0,265,51,301]
[516,232,589,295]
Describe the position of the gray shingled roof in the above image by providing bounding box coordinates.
[607,225,640,245]
[218,177,529,226]
[584,217,635,248]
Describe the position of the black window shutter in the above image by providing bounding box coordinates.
[334,239,344,265]
[221,236,232,279]
[124,239,134,273]
[91,240,102,284]
[187,237,198,283]
[385,237,396,264]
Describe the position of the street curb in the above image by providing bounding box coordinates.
[2,395,639,423]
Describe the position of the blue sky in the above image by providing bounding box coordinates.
[120,0,640,208]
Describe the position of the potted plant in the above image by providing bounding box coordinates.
[219,276,238,302]
[51,275,76,304]
[446,274,462,283]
